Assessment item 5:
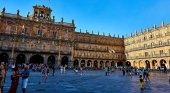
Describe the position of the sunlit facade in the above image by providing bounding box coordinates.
[0,5,125,69]
[125,23,170,69]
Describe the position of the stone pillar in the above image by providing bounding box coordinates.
[26,54,30,63]
[103,62,106,67]
[85,61,87,67]
[115,62,117,68]
[78,61,81,67]
[150,61,153,69]
[43,54,48,64]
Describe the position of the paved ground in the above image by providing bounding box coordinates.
[3,70,170,93]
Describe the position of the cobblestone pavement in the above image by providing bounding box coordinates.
[3,70,170,93]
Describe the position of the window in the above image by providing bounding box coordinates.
[159,41,162,46]
[160,50,164,55]
[144,44,147,48]
[145,52,149,56]
[168,39,170,44]
[51,31,56,39]
[151,42,154,47]
[150,35,153,39]
[144,36,147,41]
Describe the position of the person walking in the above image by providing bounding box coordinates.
[8,66,20,93]
[43,65,49,83]
[122,68,126,76]
[139,79,144,93]
[0,63,6,93]
[51,65,55,76]
[20,64,30,93]
[169,75,170,84]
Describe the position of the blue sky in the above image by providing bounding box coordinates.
[1,0,170,37]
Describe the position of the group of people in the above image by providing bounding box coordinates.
[0,62,30,93]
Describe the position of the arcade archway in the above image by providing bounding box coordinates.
[61,56,68,66]
[117,62,124,67]
[94,60,98,68]
[0,53,9,64]
[30,55,44,64]
[47,55,55,67]
[105,61,109,67]
[152,60,157,69]
[111,61,115,67]
[160,59,166,68]
[87,60,91,67]
[80,60,85,67]
[126,61,131,67]
[16,54,26,64]
[145,60,150,69]
[100,61,104,68]
[73,60,79,67]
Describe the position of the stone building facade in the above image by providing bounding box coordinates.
[0,5,125,69]
[125,23,170,69]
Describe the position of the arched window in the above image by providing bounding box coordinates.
[51,31,56,39]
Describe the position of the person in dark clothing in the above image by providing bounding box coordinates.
[122,68,126,76]
[8,66,20,93]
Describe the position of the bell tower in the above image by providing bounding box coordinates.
[32,5,54,22]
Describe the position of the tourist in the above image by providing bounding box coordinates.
[139,79,144,93]
[51,65,55,76]
[43,65,49,83]
[104,66,108,76]
[0,68,2,93]
[63,65,67,74]
[0,63,6,93]
[60,65,63,74]
[80,67,83,75]
[122,68,126,76]
[20,64,30,93]
[169,75,170,84]
[8,66,20,93]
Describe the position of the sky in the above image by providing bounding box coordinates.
[1,0,170,37]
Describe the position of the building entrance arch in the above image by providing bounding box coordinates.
[126,61,131,67]
[61,56,68,67]
[47,55,55,68]
[160,59,166,68]
[16,54,26,64]
[152,60,157,69]
[94,60,98,68]
[87,60,91,67]
[111,61,115,67]
[100,61,104,69]
[80,60,85,67]
[145,60,150,69]
[73,60,79,67]
[30,55,44,64]
[0,53,9,64]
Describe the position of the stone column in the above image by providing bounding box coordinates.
[84,60,87,67]
[78,61,81,67]
[98,61,100,69]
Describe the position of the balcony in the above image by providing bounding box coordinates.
[125,42,170,52]
[127,53,170,60]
